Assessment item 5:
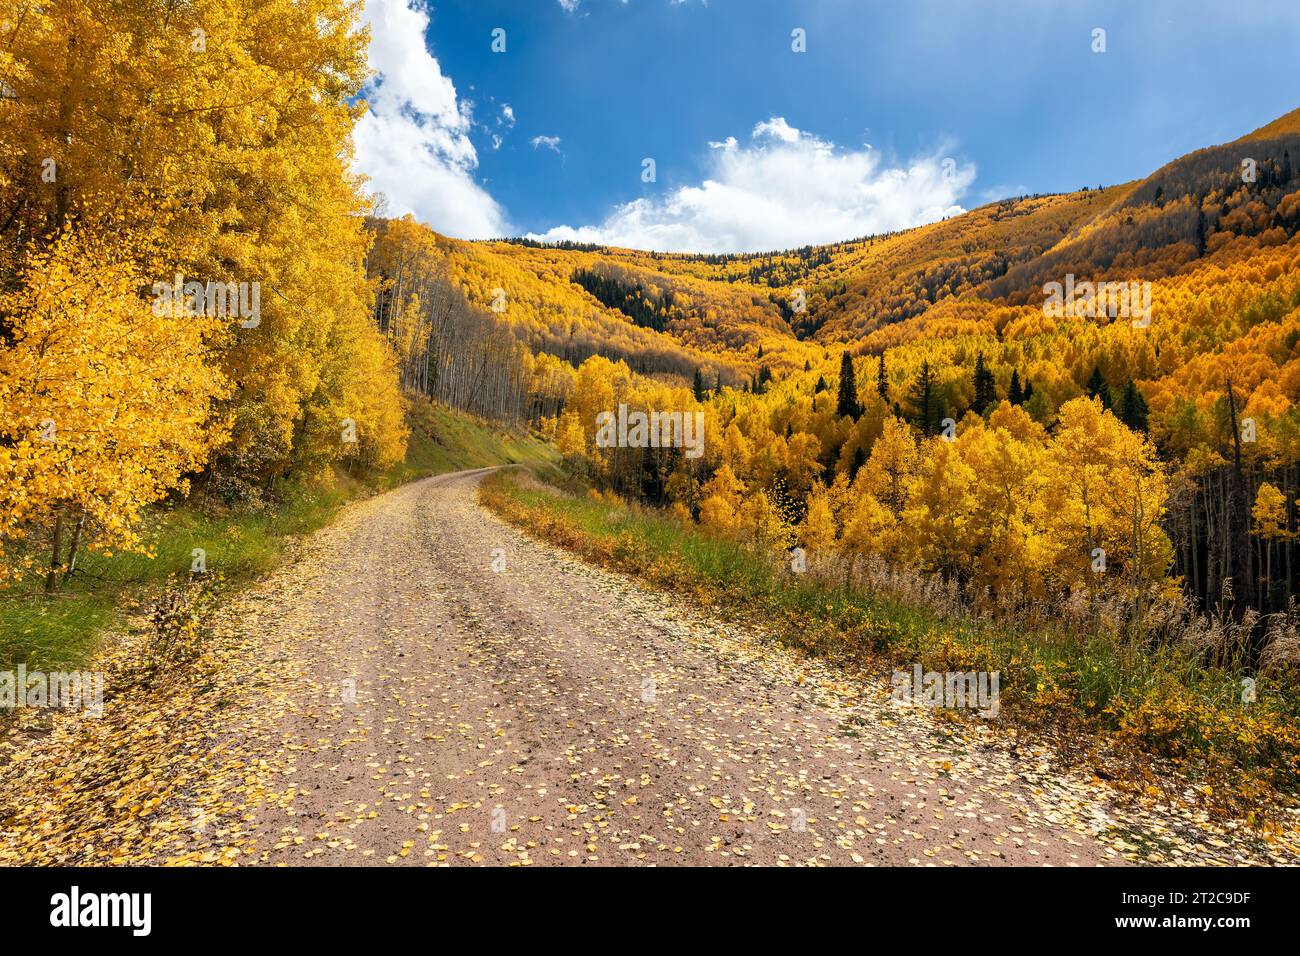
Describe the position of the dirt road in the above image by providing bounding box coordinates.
[236,467,1133,866]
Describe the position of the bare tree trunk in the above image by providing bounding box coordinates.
[45,509,65,595]
[1190,491,1200,608]
[1224,380,1252,622]
[64,508,86,583]
[1266,533,1272,611]
[1288,463,1295,608]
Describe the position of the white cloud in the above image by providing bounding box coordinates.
[490,104,515,149]
[751,117,800,144]
[353,0,508,238]
[530,135,563,154]
[558,0,581,11]
[527,117,973,253]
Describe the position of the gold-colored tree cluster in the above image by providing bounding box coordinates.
[0,0,406,584]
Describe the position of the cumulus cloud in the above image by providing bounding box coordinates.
[353,0,508,238]
[528,117,974,253]
[530,135,563,154]
[751,117,800,144]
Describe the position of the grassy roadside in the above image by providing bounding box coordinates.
[0,399,556,675]
[479,467,1300,824]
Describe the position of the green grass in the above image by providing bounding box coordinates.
[396,400,557,482]
[0,399,556,674]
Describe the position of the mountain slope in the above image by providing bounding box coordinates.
[439,108,1298,374]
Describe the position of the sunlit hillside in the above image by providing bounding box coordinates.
[380,109,1300,634]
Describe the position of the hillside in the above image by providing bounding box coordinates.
[418,109,1300,363]
[391,108,1298,434]
[369,108,1300,635]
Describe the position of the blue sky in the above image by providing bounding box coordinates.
[354,0,1300,252]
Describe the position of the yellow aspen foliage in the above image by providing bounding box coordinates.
[698,464,746,538]
[556,410,588,459]
[1252,482,1290,540]
[839,491,893,576]
[824,471,854,525]
[959,420,1045,599]
[800,484,838,558]
[719,422,753,474]
[0,228,229,582]
[739,490,793,550]
[1036,397,1170,595]
[903,437,980,580]
[302,306,408,473]
[1,0,404,490]
[747,433,788,490]
[987,400,1047,443]
[857,417,918,517]
[782,431,823,498]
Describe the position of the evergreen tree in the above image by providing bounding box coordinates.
[692,368,705,402]
[876,353,889,401]
[972,352,997,413]
[1023,377,1034,403]
[908,360,945,436]
[850,446,867,481]
[639,445,664,504]
[836,351,860,418]
[814,375,827,394]
[1116,379,1150,432]
[1085,365,1112,409]
[571,268,668,332]
[1008,369,1024,405]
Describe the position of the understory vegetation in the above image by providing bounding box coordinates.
[0,400,553,677]
[481,466,1300,823]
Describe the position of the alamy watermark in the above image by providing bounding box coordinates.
[892,664,1000,717]
[594,404,705,459]
[1,665,104,716]
[50,886,150,936]
[1043,274,1151,328]
[152,274,261,328]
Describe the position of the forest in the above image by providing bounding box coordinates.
[3,0,1299,696]
[451,111,1300,678]
[302,105,1300,662]
[0,0,408,591]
